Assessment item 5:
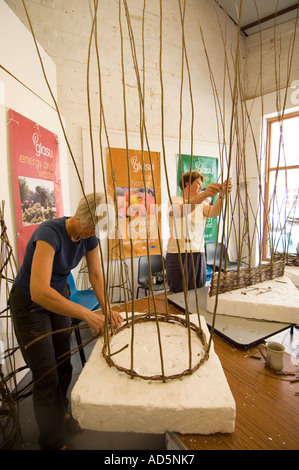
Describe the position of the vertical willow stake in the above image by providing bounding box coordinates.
[122,0,166,380]
[0,202,22,449]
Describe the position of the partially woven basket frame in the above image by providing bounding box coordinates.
[102,313,209,382]
[209,259,285,297]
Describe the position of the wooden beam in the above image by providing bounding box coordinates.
[241,3,299,32]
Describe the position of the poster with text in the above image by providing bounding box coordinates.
[8,109,64,265]
[107,148,161,259]
[177,154,218,244]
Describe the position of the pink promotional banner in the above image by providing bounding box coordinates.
[8,109,64,265]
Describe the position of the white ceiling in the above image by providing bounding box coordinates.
[215,0,299,35]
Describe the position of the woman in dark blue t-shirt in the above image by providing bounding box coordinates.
[9,193,122,450]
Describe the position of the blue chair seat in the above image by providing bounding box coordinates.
[206,266,213,282]
[68,273,100,366]
[69,289,100,311]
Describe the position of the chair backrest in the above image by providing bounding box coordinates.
[67,272,76,292]
[138,255,163,284]
[67,272,100,311]
[205,243,228,268]
[205,243,217,266]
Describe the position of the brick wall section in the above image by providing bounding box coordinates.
[245,19,299,100]
[5,0,245,212]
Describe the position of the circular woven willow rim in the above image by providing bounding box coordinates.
[102,313,209,382]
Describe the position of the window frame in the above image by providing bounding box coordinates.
[263,111,299,260]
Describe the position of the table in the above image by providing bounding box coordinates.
[112,294,299,450]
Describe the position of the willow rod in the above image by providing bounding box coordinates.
[122,0,166,379]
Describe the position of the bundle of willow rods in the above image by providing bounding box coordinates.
[0,369,22,450]
[0,202,22,449]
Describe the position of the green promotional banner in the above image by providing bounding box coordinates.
[177,154,218,244]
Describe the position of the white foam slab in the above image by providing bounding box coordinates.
[207,276,299,324]
[71,315,236,435]
[284,266,299,288]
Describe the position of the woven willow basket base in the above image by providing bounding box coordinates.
[209,260,285,297]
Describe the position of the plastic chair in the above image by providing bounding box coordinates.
[68,272,100,367]
[205,243,244,272]
[136,255,167,299]
[206,266,213,282]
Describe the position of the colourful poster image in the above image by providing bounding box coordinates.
[177,154,219,244]
[107,148,161,259]
[8,109,63,265]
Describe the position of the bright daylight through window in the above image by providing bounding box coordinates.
[264,113,299,259]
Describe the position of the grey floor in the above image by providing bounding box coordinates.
[10,321,299,451]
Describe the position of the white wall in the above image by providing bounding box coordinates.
[3,0,246,295]
[5,1,297,274]
[244,18,299,266]
[0,2,296,302]
[0,0,69,379]
[5,0,246,212]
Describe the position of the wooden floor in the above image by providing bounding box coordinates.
[113,295,299,450]
[10,293,299,450]
[178,332,299,450]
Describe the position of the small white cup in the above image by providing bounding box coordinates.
[259,341,285,372]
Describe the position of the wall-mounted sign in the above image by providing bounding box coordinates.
[8,109,63,265]
[106,147,161,259]
[177,154,219,244]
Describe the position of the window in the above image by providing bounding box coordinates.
[263,112,299,259]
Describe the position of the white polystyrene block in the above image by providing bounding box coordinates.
[207,276,299,324]
[284,266,299,288]
[71,315,236,435]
